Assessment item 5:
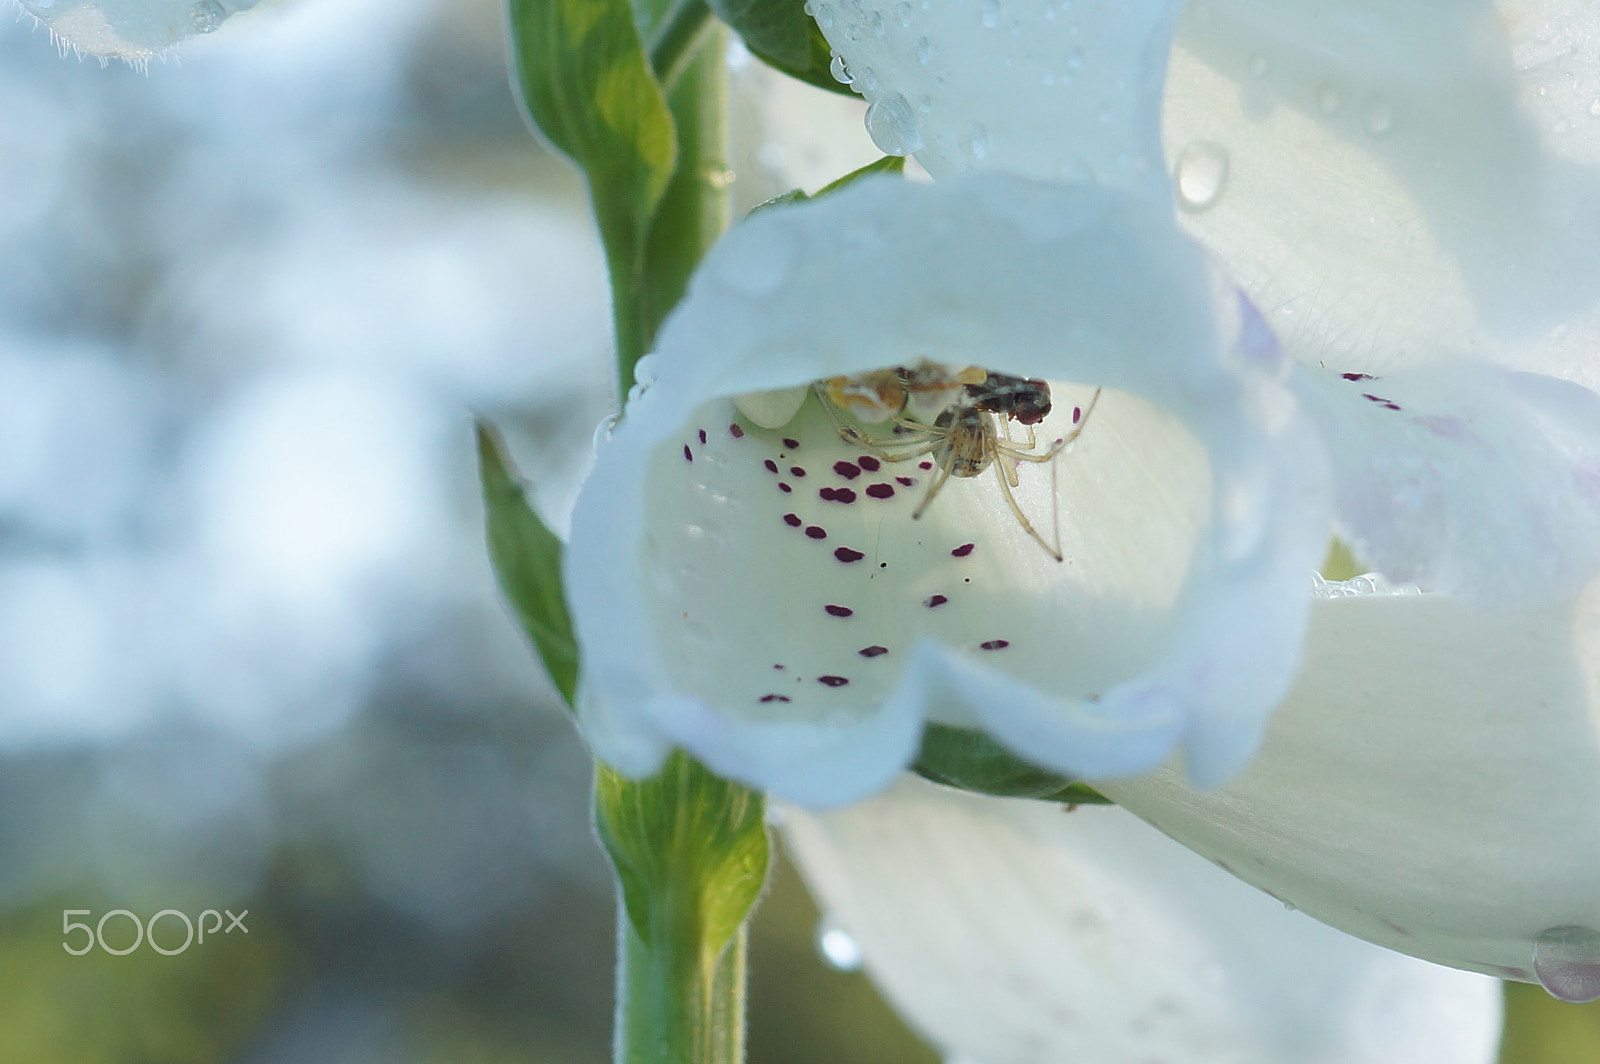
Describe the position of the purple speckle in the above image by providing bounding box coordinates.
[835,547,865,563]
[783,437,800,450]
[821,487,857,504]
[683,445,693,461]
[1342,372,1377,381]
[859,645,888,658]
[764,459,779,474]
[858,455,881,472]
[730,423,745,438]
[773,664,785,670]
[790,466,808,478]
[759,694,792,703]
[778,483,793,493]
[1072,406,1082,424]
[925,594,948,608]
[819,487,837,502]
[918,460,934,471]
[698,429,708,445]
[865,483,895,499]
[818,675,850,687]
[951,543,975,557]
[980,639,1010,651]
[895,476,914,487]
[1362,393,1403,411]
[805,525,827,540]
[833,460,862,480]
[783,513,802,527]
[825,604,854,618]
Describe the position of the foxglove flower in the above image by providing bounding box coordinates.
[783,777,1503,1064]
[15,0,259,59]
[815,0,1600,996]
[565,174,1332,806]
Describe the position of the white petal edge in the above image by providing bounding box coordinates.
[1293,362,1600,604]
[816,0,1184,193]
[564,175,1332,805]
[1100,575,1600,988]
[783,776,1502,1064]
[16,0,261,59]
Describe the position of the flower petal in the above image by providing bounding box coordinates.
[784,776,1503,1063]
[17,0,258,59]
[1166,1,1600,364]
[565,175,1330,804]
[815,0,1185,192]
[1294,362,1600,603]
[1100,576,1600,993]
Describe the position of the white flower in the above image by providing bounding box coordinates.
[783,777,1503,1064]
[811,0,1600,998]
[566,174,1333,805]
[15,0,260,60]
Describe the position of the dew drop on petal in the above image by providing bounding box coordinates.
[895,1,912,25]
[980,0,1000,29]
[1363,99,1394,136]
[1174,140,1229,213]
[1317,85,1341,115]
[817,919,863,971]
[916,36,933,65]
[1589,98,1600,118]
[192,0,226,33]
[813,2,835,28]
[830,53,854,85]
[1533,926,1600,1002]
[864,93,923,156]
[963,123,989,161]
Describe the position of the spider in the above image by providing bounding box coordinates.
[816,365,1103,562]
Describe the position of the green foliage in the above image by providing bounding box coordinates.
[1499,982,1600,1063]
[476,421,578,706]
[596,752,770,956]
[914,724,1112,805]
[748,154,905,217]
[708,0,858,97]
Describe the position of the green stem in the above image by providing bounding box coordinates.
[648,0,714,90]
[617,911,747,1064]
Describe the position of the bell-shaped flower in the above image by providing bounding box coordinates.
[816,0,1600,997]
[16,0,259,60]
[566,174,1333,806]
[782,777,1503,1064]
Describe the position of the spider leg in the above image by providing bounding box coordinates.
[911,452,958,520]
[990,443,1064,562]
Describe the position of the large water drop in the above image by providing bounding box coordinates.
[1533,926,1600,1002]
[192,0,226,32]
[829,53,853,85]
[816,918,864,971]
[1363,100,1394,136]
[864,93,923,156]
[1174,140,1229,212]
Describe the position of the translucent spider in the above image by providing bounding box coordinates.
[817,366,1103,561]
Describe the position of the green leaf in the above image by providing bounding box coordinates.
[596,753,770,954]
[914,724,1112,804]
[475,421,578,706]
[708,0,860,97]
[1499,982,1600,1063]
[746,155,905,218]
[507,0,678,366]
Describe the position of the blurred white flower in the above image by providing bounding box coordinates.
[813,0,1600,1000]
[15,0,262,59]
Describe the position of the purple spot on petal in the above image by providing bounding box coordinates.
[819,487,838,502]
[790,466,807,477]
[835,547,865,563]
[773,664,785,670]
[783,513,802,527]
[698,429,708,445]
[1072,406,1082,424]
[980,639,1010,650]
[859,645,888,658]
[759,694,792,703]
[866,483,895,499]
[783,437,800,449]
[825,604,853,618]
[925,594,948,608]
[778,482,793,493]
[951,543,975,557]
[805,526,827,540]
[730,423,745,438]
[858,455,881,472]
[818,675,849,687]
[831,488,857,504]
[834,461,861,480]
[683,445,693,461]
[918,460,934,471]
[895,476,914,487]
[1342,372,1376,381]
[764,459,779,474]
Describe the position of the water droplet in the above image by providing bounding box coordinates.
[829,53,853,85]
[915,36,932,65]
[1174,140,1229,212]
[1247,54,1267,77]
[1317,85,1340,115]
[963,123,989,160]
[870,10,885,37]
[1066,46,1085,70]
[1363,100,1394,136]
[916,94,931,113]
[1589,98,1600,118]
[1533,926,1600,1002]
[813,2,834,27]
[192,0,226,32]
[895,1,912,26]
[859,65,879,91]
[980,0,1000,29]
[1555,117,1573,135]
[864,92,922,155]
[817,919,863,971]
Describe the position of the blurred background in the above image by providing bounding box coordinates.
[0,0,936,1059]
